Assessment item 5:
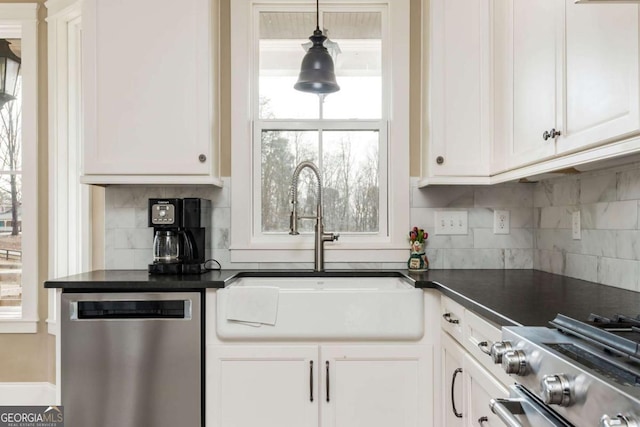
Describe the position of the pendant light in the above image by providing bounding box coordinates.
[294,0,340,94]
[0,39,20,110]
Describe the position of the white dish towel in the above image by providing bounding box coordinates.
[225,286,279,327]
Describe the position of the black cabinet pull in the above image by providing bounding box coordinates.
[310,361,314,402]
[326,361,330,402]
[443,313,459,324]
[478,341,492,355]
[543,128,562,141]
[452,368,463,418]
[478,416,488,425]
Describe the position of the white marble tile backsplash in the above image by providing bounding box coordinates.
[533,160,640,292]
[102,161,640,292]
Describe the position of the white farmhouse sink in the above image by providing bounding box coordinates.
[216,274,424,341]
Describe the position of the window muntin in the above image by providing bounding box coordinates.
[255,5,386,240]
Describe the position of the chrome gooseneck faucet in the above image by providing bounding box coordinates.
[289,161,339,272]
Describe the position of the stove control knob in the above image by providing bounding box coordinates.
[541,374,573,406]
[601,415,639,427]
[501,349,527,376]
[490,341,513,364]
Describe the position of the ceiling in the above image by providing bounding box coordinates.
[260,12,382,40]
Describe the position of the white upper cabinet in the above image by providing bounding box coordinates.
[82,0,221,185]
[493,0,640,173]
[494,0,560,172]
[422,0,492,184]
[558,1,640,154]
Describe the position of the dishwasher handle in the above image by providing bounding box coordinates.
[71,299,192,320]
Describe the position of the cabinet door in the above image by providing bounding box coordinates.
[427,0,491,178]
[494,0,561,170]
[557,1,640,154]
[464,355,509,427]
[441,333,466,427]
[321,345,432,427]
[83,0,213,178]
[207,345,319,427]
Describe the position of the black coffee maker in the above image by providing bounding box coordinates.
[148,198,211,275]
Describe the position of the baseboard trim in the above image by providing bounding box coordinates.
[0,382,56,405]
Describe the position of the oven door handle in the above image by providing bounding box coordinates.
[490,385,573,427]
[489,398,524,427]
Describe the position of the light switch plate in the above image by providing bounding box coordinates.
[435,211,468,235]
[493,210,510,234]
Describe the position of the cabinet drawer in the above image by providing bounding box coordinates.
[463,310,513,386]
[441,296,464,342]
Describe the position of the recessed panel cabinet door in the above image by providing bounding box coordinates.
[509,0,560,169]
[428,0,491,178]
[321,345,432,427]
[82,0,213,178]
[441,333,465,427]
[207,346,319,427]
[464,355,509,427]
[557,1,640,154]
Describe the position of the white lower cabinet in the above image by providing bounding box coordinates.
[207,344,432,427]
[465,355,509,427]
[441,333,466,427]
[322,345,432,427]
[207,345,319,427]
[441,326,509,427]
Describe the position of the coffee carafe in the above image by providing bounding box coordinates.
[153,230,179,263]
[148,198,211,275]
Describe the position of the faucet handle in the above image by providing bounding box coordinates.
[322,232,339,242]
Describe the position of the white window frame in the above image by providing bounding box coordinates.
[0,4,39,333]
[230,0,409,264]
[46,0,90,341]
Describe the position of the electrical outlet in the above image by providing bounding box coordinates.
[434,211,468,235]
[493,210,510,234]
[572,211,581,240]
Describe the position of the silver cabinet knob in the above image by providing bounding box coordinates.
[541,374,573,407]
[501,349,527,376]
[601,415,639,427]
[490,341,513,364]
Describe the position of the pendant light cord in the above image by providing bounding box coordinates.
[316,0,320,31]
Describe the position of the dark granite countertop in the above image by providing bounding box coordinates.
[45,269,640,328]
[409,269,640,327]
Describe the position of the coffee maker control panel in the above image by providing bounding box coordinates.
[150,202,176,225]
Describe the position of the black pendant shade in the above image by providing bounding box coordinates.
[294,1,339,94]
[0,39,20,110]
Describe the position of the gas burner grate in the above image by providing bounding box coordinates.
[550,314,640,361]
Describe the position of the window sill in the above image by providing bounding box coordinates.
[230,245,409,264]
[0,317,39,333]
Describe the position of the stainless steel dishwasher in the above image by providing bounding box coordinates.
[61,291,202,427]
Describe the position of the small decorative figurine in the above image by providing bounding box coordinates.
[408,226,429,272]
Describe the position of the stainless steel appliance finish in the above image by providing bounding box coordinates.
[62,292,202,427]
[490,385,572,427]
[491,325,640,426]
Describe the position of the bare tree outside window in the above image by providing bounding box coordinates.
[258,9,384,237]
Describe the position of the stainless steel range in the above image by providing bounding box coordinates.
[488,313,640,427]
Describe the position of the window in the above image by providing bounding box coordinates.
[231,0,409,264]
[0,4,38,332]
